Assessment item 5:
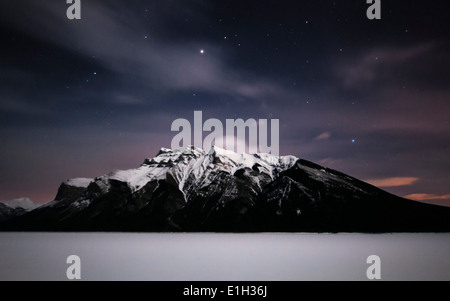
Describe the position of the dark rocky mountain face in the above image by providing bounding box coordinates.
[0,198,38,222]
[0,203,28,223]
[2,146,449,232]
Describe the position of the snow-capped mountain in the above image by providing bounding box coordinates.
[2,146,449,232]
[1,197,38,210]
[0,198,39,222]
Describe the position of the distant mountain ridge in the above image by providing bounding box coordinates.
[0,198,38,222]
[1,146,449,232]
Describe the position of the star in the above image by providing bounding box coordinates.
[200,49,204,54]
[352,139,356,143]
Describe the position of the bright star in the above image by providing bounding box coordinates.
[200,49,204,54]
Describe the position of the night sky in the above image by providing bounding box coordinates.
[0,0,449,206]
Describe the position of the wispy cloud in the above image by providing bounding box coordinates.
[404,193,450,201]
[0,98,51,116]
[366,177,419,187]
[335,43,435,88]
[315,132,331,140]
[2,0,290,104]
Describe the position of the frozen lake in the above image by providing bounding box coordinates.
[0,232,449,281]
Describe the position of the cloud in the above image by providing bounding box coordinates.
[1,0,291,104]
[365,177,419,187]
[0,98,51,116]
[403,193,450,201]
[315,132,331,140]
[335,43,435,88]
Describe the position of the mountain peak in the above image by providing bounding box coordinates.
[139,145,298,201]
[152,145,298,170]
[2,147,449,232]
[0,198,38,211]
[0,198,39,223]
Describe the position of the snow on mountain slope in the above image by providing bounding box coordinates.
[2,146,450,232]
[0,198,39,222]
[65,178,93,188]
[1,198,39,211]
[92,146,298,200]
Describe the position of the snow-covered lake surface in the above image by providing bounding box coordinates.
[0,232,448,281]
